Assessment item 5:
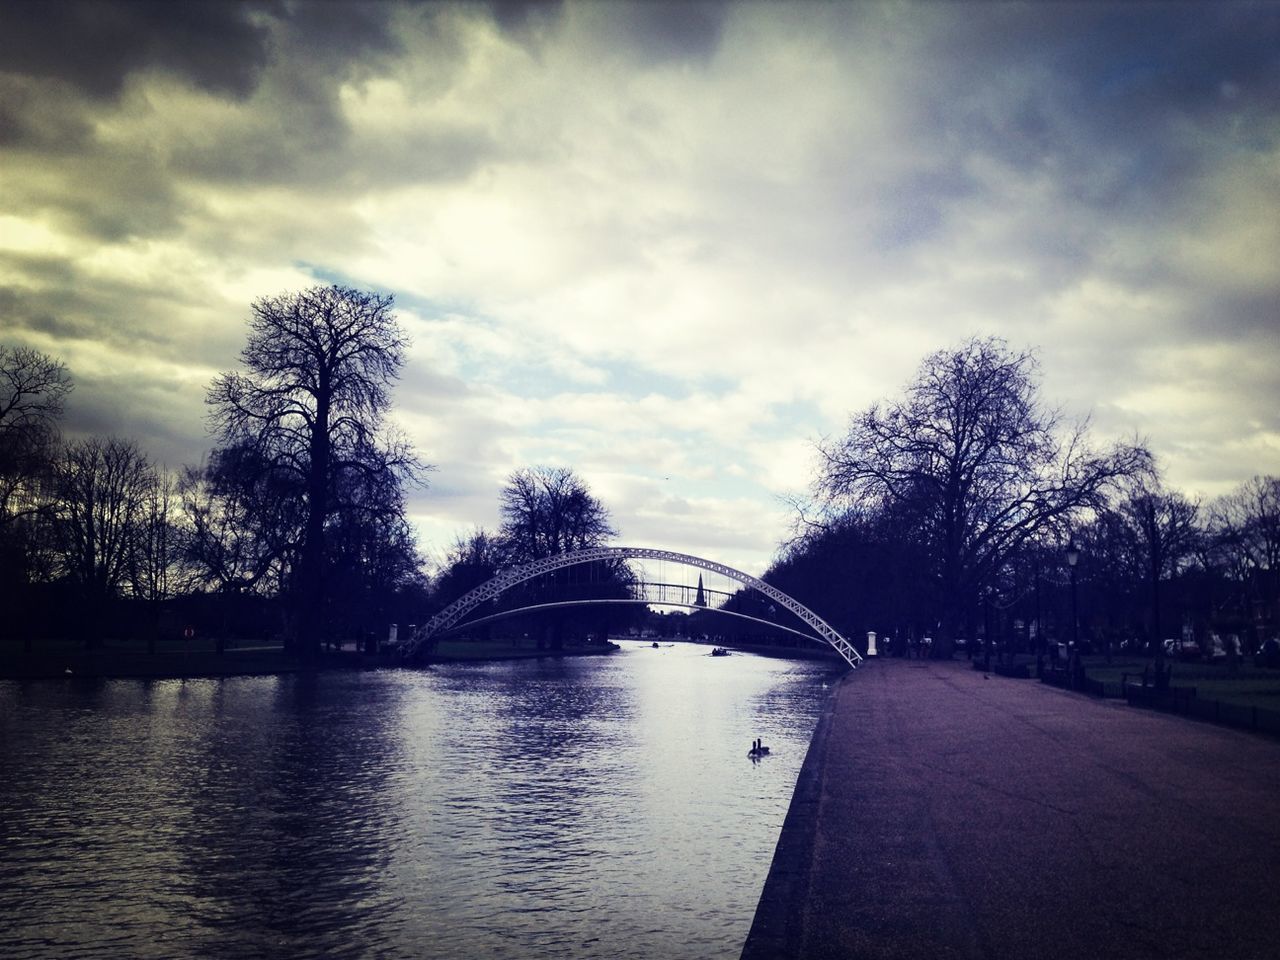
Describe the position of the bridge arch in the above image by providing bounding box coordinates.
[405,546,862,668]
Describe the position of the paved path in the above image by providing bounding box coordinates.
[742,658,1280,960]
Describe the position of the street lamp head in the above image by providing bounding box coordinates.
[1066,541,1080,568]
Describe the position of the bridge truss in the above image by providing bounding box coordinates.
[404,546,862,668]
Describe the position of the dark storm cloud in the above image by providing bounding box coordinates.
[0,256,244,366]
[479,0,724,63]
[1,0,1275,526]
[912,3,1280,194]
[788,1,1280,331]
[1164,283,1280,351]
[0,0,493,247]
[0,0,274,100]
[489,0,563,36]
[1055,4,1280,118]
[0,271,228,469]
[0,0,419,103]
[0,0,416,164]
[285,0,405,63]
[0,78,95,151]
[585,1,727,65]
[0,254,244,468]
[4,143,184,241]
[65,372,214,470]
[0,283,90,344]
[1052,8,1280,210]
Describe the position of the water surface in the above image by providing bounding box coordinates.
[0,640,838,959]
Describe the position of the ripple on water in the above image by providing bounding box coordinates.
[0,643,838,960]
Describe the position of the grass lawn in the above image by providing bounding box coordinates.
[0,635,285,656]
[1082,656,1280,710]
[0,634,620,678]
[0,634,379,679]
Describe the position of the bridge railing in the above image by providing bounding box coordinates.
[404,546,862,669]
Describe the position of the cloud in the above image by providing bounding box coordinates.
[1,0,1277,574]
[0,0,273,100]
[571,1,728,66]
[489,0,563,38]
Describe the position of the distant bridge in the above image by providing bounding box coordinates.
[404,546,862,668]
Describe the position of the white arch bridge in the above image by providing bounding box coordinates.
[403,546,863,669]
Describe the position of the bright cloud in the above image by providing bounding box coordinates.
[1,1,1277,575]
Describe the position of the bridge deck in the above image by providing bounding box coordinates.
[743,658,1280,960]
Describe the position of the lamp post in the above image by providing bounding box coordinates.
[1033,559,1042,654]
[982,586,992,669]
[1066,542,1081,677]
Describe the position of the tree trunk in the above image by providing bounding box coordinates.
[1151,557,1163,665]
[147,599,158,655]
[296,389,331,659]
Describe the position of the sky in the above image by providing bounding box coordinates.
[1,0,1278,577]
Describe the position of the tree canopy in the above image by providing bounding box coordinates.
[0,345,72,526]
[813,336,1149,650]
[207,285,426,652]
[498,465,616,562]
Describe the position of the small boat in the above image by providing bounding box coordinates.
[652,641,660,648]
[710,647,730,657]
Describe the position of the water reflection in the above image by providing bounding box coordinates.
[0,641,837,960]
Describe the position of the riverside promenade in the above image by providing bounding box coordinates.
[742,658,1280,960]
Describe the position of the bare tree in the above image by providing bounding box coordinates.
[0,346,72,437]
[324,464,425,646]
[769,503,932,650]
[434,528,506,606]
[498,465,616,562]
[51,437,153,646]
[207,285,426,654]
[127,468,187,653]
[179,445,301,599]
[1212,475,1280,573]
[0,347,73,645]
[1106,478,1201,661]
[1208,475,1280,646]
[0,345,72,525]
[815,337,1149,654]
[496,466,625,649]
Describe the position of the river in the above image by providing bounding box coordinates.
[0,640,839,960]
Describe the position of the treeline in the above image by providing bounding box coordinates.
[762,337,1279,660]
[2,307,637,655]
[0,288,428,655]
[431,465,643,649]
[9,310,1274,662]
